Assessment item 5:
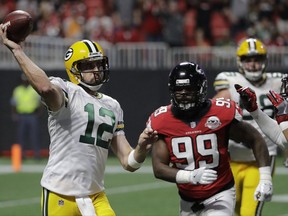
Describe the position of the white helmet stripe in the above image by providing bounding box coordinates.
[82,39,98,53]
[247,38,257,52]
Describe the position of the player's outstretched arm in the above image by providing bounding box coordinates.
[133,128,158,160]
[235,84,288,149]
[267,90,288,124]
[266,90,288,145]
[0,24,64,111]
[111,128,158,172]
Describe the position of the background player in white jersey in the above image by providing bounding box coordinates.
[147,62,273,216]
[0,25,158,216]
[213,38,283,216]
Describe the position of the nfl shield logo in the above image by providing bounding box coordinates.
[58,200,64,206]
[190,122,196,128]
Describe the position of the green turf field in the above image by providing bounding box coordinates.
[0,157,287,216]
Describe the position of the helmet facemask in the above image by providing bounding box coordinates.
[170,81,207,111]
[238,54,267,82]
[169,62,207,114]
[71,56,109,91]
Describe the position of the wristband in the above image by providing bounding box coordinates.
[259,166,272,181]
[128,150,142,169]
[250,107,260,117]
[176,170,191,183]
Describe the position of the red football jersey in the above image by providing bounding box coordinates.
[148,98,242,200]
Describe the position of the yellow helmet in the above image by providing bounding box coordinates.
[236,38,267,82]
[64,39,109,91]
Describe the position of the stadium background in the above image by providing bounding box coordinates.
[1,0,288,155]
[0,67,220,155]
[0,64,286,156]
[0,1,288,215]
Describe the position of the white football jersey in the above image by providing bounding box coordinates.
[41,77,125,196]
[214,72,283,161]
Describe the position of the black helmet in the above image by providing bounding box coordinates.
[168,62,207,113]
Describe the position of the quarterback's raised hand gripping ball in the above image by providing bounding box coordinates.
[234,84,258,112]
[2,10,33,43]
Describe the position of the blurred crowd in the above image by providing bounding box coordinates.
[1,0,288,47]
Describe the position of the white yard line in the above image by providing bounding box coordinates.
[0,182,172,208]
[0,165,287,175]
[0,181,287,209]
[0,165,287,209]
[0,197,39,208]
[0,165,153,174]
[106,181,172,195]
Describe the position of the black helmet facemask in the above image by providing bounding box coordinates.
[168,62,208,115]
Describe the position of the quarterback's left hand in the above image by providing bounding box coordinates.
[138,128,158,151]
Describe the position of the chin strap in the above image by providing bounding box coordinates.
[178,102,194,110]
[244,70,263,82]
[75,74,102,91]
[79,80,102,91]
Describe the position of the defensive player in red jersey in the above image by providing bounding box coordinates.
[147,62,273,216]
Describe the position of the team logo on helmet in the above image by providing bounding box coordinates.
[205,116,221,129]
[176,79,190,86]
[64,48,73,61]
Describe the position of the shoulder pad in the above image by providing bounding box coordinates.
[266,72,283,79]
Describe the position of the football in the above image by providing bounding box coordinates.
[2,10,33,43]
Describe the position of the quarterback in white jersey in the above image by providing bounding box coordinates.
[0,26,158,216]
[213,38,282,216]
[41,77,125,196]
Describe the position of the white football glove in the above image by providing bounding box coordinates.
[189,167,218,185]
[176,167,217,185]
[254,167,273,201]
